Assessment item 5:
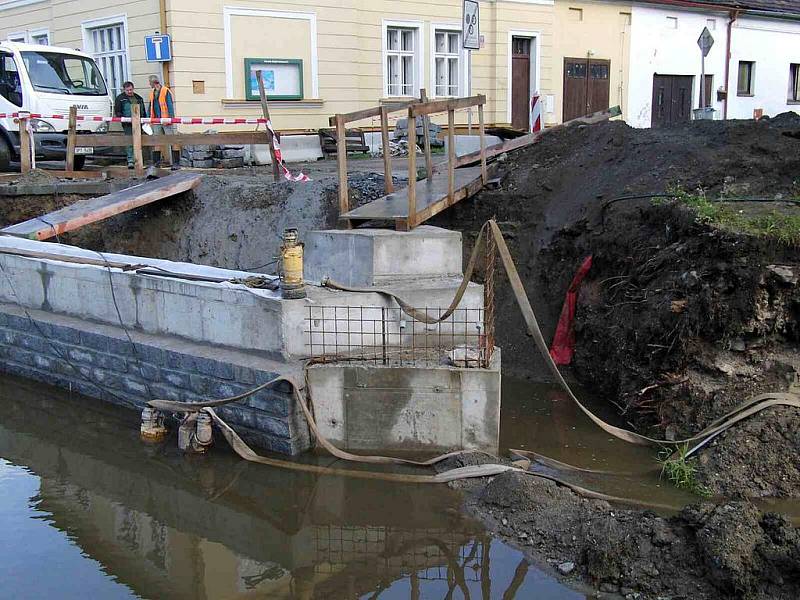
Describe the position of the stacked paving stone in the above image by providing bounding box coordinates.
[181,143,246,169]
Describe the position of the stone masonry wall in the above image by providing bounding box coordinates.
[0,306,310,455]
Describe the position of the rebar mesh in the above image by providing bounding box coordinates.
[305,305,490,368]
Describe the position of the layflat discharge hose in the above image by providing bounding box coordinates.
[148,219,800,490]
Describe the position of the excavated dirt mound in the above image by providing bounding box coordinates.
[433,116,800,499]
[467,470,800,600]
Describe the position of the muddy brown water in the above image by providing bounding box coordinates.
[0,373,585,600]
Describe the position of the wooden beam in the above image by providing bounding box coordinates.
[329,100,420,126]
[478,103,487,184]
[380,106,394,195]
[65,106,77,172]
[131,104,144,176]
[74,131,275,148]
[335,114,351,228]
[18,116,31,174]
[447,108,455,203]
[420,89,433,181]
[1,172,203,240]
[405,106,417,231]
[410,95,486,117]
[257,70,281,182]
[454,105,622,168]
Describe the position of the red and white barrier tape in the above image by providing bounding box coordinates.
[267,120,310,182]
[0,112,268,125]
[0,111,311,182]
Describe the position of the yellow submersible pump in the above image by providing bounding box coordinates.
[279,228,306,299]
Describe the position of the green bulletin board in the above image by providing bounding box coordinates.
[244,58,304,101]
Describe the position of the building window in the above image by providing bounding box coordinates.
[706,18,716,30]
[568,8,584,22]
[790,64,800,102]
[386,26,417,97]
[85,22,128,96]
[666,16,678,29]
[30,31,49,45]
[434,29,461,97]
[7,33,26,43]
[737,61,755,96]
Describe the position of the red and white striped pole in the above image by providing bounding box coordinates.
[530,92,542,133]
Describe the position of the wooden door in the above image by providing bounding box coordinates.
[511,37,531,130]
[587,60,610,115]
[563,58,611,121]
[563,58,587,122]
[651,75,693,127]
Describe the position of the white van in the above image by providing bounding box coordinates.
[0,42,112,171]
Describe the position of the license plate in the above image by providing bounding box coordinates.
[74,147,93,155]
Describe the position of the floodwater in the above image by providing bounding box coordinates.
[0,373,586,600]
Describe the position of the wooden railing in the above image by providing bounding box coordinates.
[331,91,487,230]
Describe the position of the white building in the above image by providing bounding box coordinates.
[627,0,800,127]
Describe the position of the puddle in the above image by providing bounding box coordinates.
[501,377,800,521]
[0,374,586,599]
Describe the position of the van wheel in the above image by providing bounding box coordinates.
[0,136,11,172]
[73,156,86,171]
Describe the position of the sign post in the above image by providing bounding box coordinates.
[463,1,480,133]
[697,26,714,109]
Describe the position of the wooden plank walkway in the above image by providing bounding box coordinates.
[340,166,484,230]
[0,172,203,241]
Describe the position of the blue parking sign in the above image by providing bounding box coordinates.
[144,34,171,62]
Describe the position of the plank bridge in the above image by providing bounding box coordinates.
[332,93,489,231]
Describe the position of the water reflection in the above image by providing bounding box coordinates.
[0,374,584,599]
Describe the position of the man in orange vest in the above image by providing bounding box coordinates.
[147,74,180,169]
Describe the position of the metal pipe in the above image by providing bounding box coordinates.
[723,10,740,120]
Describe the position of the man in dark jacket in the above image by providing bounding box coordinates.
[113,81,146,169]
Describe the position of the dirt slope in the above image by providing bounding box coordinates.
[433,115,800,499]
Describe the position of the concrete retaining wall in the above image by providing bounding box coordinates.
[0,303,310,455]
[307,350,501,454]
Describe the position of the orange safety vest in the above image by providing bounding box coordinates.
[148,86,172,118]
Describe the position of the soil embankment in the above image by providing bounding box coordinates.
[433,115,800,598]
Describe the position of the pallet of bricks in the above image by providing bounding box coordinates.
[181,137,246,169]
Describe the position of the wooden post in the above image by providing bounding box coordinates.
[379,106,394,194]
[65,106,77,172]
[18,115,31,174]
[335,114,351,228]
[420,89,433,180]
[131,103,144,176]
[406,106,417,230]
[447,108,455,202]
[257,70,282,182]
[478,102,487,184]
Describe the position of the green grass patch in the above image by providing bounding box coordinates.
[663,190,800,245]
[658,444,713,498]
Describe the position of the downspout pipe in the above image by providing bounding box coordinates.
[159,0,170,89]
[723,10,740,120]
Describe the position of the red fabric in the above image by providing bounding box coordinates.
[549,255,593,365]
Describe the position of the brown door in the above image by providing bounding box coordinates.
[511,37,531,130]
[651,74,693,127]
[563,58,611,121]
[702,74,713,108]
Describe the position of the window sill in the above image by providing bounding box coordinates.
[221,98,325,109]
[736,93,754,97]
[787,100,800,105]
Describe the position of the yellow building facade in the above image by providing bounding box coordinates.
[1,0,629,129]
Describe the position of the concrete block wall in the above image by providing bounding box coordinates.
[0,304,310,455]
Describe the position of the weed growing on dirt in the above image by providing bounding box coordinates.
[663,190,800,245]
[658,444,713,498]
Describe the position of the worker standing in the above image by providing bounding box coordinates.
[113,81,146,170]
[147,74,180,169]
